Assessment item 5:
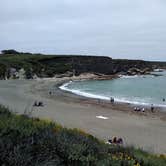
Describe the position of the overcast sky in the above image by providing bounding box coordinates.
[0,0,166,61]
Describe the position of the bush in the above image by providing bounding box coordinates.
[1,49,20,55]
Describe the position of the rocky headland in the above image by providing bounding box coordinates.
[0,50,166,80]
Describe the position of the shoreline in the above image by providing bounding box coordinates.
[59,80,166,110]
[54,74,166,115]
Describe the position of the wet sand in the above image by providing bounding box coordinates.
[0,76,166,154]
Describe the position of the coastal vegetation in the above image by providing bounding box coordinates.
[0,49,166,80]
[0,105,165,166]
[0,50,71,79]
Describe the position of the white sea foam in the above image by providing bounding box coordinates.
[154,69,164,72]
[59,81,73,91]
[60,82,110,100]
[119,75,139,79]
[119,75,152,79]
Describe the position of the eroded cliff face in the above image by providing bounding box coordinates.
[40,56,166,76]
[73,57,150,75]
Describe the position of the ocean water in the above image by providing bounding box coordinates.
[60,70,166,108]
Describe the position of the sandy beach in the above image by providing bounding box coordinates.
[0,76,166,154]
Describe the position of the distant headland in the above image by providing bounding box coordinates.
[0,49,166,80]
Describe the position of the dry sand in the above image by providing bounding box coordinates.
[0,76,166,154]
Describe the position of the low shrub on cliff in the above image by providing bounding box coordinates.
[0,53,73,79]
[0,105,165,166]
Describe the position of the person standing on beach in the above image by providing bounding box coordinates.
[110,97,114,104]
[151,104,154,112]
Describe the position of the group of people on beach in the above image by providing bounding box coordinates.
[133,97,166,113]
[134,107,145,112]
[33,101,44,107]
[107,136,123,145]
[134,104,154,113]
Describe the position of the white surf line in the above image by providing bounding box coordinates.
[96,115,109,120]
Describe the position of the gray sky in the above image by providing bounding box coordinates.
[0,0,166,61]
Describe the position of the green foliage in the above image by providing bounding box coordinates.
[0,53,72,78]
[0,105,165,166]
[25,68,33,79]
[0,63,7,79]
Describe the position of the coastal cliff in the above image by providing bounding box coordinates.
[41,56,166,76]
[0,51,166,79]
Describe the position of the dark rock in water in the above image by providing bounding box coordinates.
[151,73,163,77]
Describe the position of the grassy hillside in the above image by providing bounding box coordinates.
[0,105,165,166]
[0,53,73,78]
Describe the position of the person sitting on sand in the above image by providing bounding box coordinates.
[38,101,44,107]
[137,107,141,112]
[142,108,145,112]
[33,101,44,107]
[33,101,38,107]
[108,139,112,144]
[110,137,123,145]
[112,136,117,144]
[134,107,141,112]
[117,138,123,145]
